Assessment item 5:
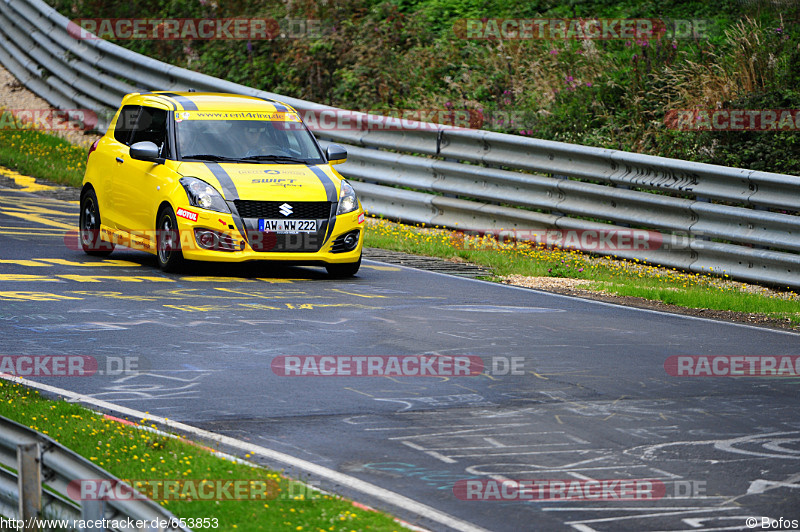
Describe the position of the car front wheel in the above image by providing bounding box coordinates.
[79,188,115,256]
[156,206,185,272]
[326,255,361,278]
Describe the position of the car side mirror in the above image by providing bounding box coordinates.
[326,144,347,165]
[130,141,165,164]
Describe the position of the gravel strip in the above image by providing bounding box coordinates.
[0,65,102,147]
[499,275,798,331]
[363,248,492,277]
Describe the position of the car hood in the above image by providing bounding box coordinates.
[175,162,340,203]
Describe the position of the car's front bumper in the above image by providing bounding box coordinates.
[177,207,364,264]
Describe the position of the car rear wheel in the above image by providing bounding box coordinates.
[156,206,185,272]
[326,255,361,278]
[79,188,115,256]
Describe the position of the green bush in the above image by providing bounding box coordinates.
[46,0,800,174]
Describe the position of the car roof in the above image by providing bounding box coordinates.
[120,91,297,113]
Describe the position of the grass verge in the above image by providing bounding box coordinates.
[0,378,405,531]
[0,112,87,187]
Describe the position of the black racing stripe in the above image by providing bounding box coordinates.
[203,162,248,242]
[204,162,239,200]
[308,166,338,203]
[143,92,176,110]
[160,93,199,111]
[308,166,339,245]
[324,205,337,245]
[250,96,289,112]
[227,201,249,245]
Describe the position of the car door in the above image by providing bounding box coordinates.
[110,105,172,235]
[98,105,139,230]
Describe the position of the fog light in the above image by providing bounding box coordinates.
[331,230,360,253]
[197,230,218,249]
[194,228,238,251]
[343,233,358,250]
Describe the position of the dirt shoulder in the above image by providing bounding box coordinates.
[498,275,798,331]
[0,65,101,147]
[361,248,798,332]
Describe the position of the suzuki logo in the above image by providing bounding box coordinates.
[279,203,293,217]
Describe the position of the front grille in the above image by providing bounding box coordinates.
[234,200,333,219]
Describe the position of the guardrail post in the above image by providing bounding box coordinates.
[80,499,106,531]
[17,443,41,532]
[551,174,568,217]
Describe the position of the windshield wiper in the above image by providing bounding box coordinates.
[239,155,310,164]
[182,154,239,162]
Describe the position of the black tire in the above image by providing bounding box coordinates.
[156,206,185,272]
[79,188,114,256]
[326,255,361,278]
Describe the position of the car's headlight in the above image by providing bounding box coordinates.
[337,180,358,215]
[180,177,230,213]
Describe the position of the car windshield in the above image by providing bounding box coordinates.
[176,115,325,164]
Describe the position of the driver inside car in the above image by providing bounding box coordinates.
[240,121,270,157]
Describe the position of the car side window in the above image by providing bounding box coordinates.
[129,107,170,157]
[113,105,140,145]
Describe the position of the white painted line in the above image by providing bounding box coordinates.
[573,523,752,532]
[385,426,544,440]
[565,507,739,525]
[404,443,574,452]
[401,441,457,464]
[544,507,723,511]
[569,524,598,532]
[468,465,653,475]
[2,374,490,532]
[364,259,800,337]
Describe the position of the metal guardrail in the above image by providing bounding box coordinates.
[0,414,190,531]
[1,0,799,287]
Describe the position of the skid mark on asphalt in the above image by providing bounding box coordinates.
[83,371,213,402]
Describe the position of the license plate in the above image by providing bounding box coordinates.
[258,219,318,234]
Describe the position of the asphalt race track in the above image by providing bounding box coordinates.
[1,186,799,532]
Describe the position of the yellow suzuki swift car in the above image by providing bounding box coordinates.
[80,92,364,276]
